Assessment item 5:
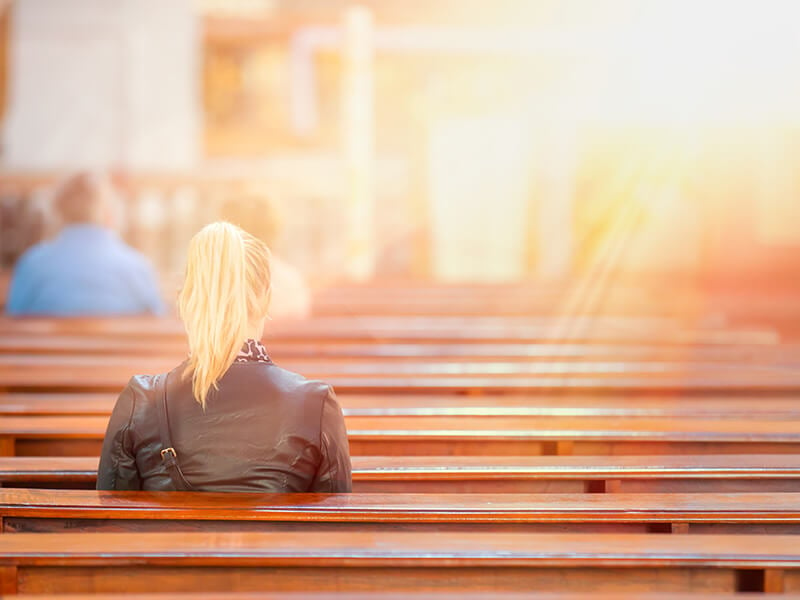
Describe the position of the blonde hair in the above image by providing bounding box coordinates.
[179,222,271,408]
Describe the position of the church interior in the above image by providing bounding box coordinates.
[1,0,800,597]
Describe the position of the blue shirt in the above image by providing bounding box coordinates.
[6,224,165,316]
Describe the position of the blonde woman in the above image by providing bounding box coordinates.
[97,222,351,492]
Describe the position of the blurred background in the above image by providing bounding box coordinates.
[0,0,798,321]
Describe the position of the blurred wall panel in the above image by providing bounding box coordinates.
[428,115,531,282]
[756,130,800,246]
[2,0,200,170]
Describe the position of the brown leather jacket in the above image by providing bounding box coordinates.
[97,347,352,493]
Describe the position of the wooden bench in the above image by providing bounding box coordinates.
[2,489,800,535]
[306,283,763,320]
[4,595,797,600]
[0,531,797,593]
[2,455,800,494]
[3,360,799,393]
[1,316,791,395]
[2,392,800,419]
[2,415,800,457]
[308,294,681,316]
[4,335,795,364]
[8,354,794,378]
[310,282,800,317]
[0,316,778,344]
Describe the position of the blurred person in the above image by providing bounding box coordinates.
[97,222,351,492]
[5,172,165,316]
[220,194,311,320]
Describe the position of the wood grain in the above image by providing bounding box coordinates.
[4,392,800,419]
[4,454,800,494]
[4,594,800,600]
[0,531,798,593]
[2,490,800,534]
[4,415,800,457]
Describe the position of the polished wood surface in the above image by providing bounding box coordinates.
[0,312,793,393]
[0,315,778,344]
[2,358,798,392]
[8,530,799,563]
[4,336,798,363]
[2,455,800,494]
[1,531,799,593]
[2,490,800,533]
[2,392,800,419]
[8,414,800,437]
[6,354,792,377]
[8,595,800,600]
[3,414,800,457]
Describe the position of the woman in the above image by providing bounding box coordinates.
[97,222,351,492]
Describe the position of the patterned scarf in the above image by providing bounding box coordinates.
[234,339,273,364]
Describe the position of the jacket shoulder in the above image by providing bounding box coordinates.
[264,364,331,398]
[127,373,160,392]
[121,373,166,416]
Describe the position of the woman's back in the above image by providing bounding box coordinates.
[97,341,351,492]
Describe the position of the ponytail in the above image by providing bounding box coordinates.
[179,222,271,409]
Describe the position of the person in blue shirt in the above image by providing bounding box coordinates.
[5,172,165,316]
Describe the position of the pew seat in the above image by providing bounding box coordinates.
[2,489,800,534]
[2,455,800,494]
[8,595,800,600]
[0,531,798,593]
[3,392,800,420]
[3,355,800,393]
[2,335,796,364]
[0,315,777,344]
[3,415,800,456]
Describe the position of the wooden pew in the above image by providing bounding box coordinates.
[0,315,778,344]
[308,293,677,317]
[8,595,800,600]
[305,282,751,315]
[2,415,800,457]
[1,315,792,395]
[2,392,799,420]
[9,354,795,379]
[2,489,800,535]
[4,335,796,364]
[0,531,798,593]
[3,359,799,393]
[2,455,800,494]
[310,282,800,323]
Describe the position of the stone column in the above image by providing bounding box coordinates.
[340,5,375,280]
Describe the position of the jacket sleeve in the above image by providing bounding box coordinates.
[96,380,142,490]
[311,386,352,492]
